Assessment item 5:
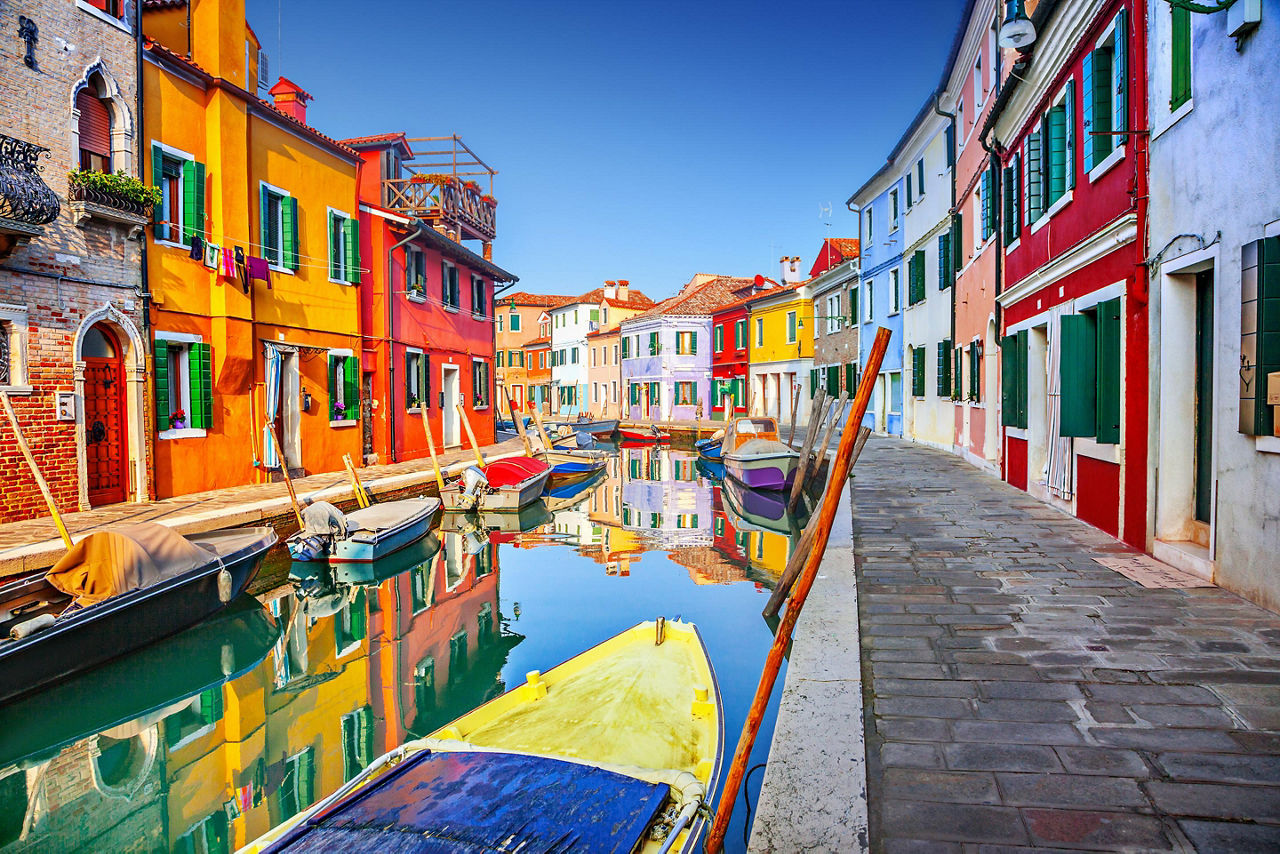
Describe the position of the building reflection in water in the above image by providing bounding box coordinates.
[0,446,810,853]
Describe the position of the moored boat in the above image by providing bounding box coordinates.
[537,447,610,489]
[243,618,723,854]
[546,417,619,437]
[0,523,276,704]
[440,457,551,512]
[287,497,441,563]
[619,424,672,444]
[695,429,724,461]
[722,416,799,492]
[441,500,553,535]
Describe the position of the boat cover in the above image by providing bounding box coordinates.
[733,437,795,458]
[45,523,215,606]
[343,498,438,534]
[484,457,548,488]
[300,501,348,538]
[274,750,668,853]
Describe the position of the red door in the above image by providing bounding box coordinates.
[83,324,128,506]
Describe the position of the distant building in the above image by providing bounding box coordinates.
[620,275,749,422]
[710,276,777,421]
[809,239,862,403]
[495,292,573,415]
[550,281,652,415]
[747,258,815,427]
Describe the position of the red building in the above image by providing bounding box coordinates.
[709,276,774,420]
[344,134,517,462]
[988,0,1148,548]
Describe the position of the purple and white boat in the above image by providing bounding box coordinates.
[722,416,799,492]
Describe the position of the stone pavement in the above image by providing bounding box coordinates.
[0,438,524,576]
[855,437,1280,852]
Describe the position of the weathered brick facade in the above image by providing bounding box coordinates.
[0,0,151,522]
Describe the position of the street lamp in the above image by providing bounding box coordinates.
[999,0,1037,49]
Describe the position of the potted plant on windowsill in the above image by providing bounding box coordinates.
[68,169,161,236]
[332,402,347,420]
[170,409,186,430]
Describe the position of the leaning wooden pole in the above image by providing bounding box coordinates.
[419,407,448,493]
[704,327,891,854]
[786,389,827,508]
[764,424,871,619]
[456,403,486,468]
[0,391,74,549]
[785,385,801,444]
[502,387,533,457]
[264,421,306,530]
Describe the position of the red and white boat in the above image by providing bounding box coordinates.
[440,457,551,512]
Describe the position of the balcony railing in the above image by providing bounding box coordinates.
[0,133,60,229]
[382,136,497,243]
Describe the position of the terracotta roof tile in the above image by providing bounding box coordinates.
[809,237,861,277]
[627,276,756,321]
[569,286,655,310]
[524,335,551,346]
[500,292,576,308]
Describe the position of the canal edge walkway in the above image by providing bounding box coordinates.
[0,438,526,576]
[748,475,871,852]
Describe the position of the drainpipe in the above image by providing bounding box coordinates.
[933,92,957,352]
[386,223,421,464]
[136,0,153,500]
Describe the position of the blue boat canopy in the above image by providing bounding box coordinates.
[268,749,670,853]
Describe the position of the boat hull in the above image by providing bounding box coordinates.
[0,527,276,705]
[328,498,442,563]
[619,429,670,444]
[724,451,799,492]
[440,459,552,512]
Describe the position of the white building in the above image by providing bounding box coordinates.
[1145,0,1280,608]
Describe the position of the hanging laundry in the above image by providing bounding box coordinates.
[188,234,204,261]
[235,246,249,294]
[220,247,236,277]
[204,241,220,269]
[245,256,272,289]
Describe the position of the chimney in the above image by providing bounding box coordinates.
[780,256,802,284]
[268,77,313,125]
[604,280,617,300]
[616,279,630,301]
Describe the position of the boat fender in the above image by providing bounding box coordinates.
[10,613,55,640]
[217,565,233,603]
[655,616,666,645]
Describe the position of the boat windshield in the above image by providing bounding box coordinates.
[734,418,777,435]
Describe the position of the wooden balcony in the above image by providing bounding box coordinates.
[382,136,498,244]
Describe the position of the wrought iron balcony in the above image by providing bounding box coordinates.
[382,136,497,244]
[0,133,60,234]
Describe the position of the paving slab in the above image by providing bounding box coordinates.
[851,436,1280,851]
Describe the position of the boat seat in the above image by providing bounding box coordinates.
[273,749,669,854]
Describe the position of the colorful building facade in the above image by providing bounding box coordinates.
[809,239,862,403]
[710,278,774,421]
[495,292,571,415]
[748,264,815,428]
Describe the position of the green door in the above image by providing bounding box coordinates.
[1194,271,1214,524]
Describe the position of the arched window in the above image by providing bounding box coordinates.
[76,75,112,172]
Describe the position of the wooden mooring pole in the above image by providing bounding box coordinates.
[704,327,891,854]
[0,391,74,549]
[264,421,306,530]
[786,389,827,508]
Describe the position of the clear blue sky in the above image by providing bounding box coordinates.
[245,0,963,300]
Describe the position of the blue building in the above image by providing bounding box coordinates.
[848,168,906,435]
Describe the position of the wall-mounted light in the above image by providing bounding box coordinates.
[999,0,1037,49]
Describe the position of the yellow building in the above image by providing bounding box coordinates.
[143,0,363,497]
[747,280,815,426]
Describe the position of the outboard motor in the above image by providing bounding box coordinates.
[458,465,490,511]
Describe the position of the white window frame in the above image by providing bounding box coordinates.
[471,273,487,319]
[441,260,459,311]
[157,330,207,440]
[826,293,840,334]
[256,181,292,273]
[865,279,874,322]
[889,269,901,315]
[406,347,425,413]
[0,304,31,394]
[405,245,427,302]
[755,317,764,347]
[889,189,900,230]
[786,311,798,344]
[328,347,357,427]
[327,205,352,283]
[152,140,194,250]
[472,358,490,409]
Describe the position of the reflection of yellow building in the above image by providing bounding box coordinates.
[741,529,793,580]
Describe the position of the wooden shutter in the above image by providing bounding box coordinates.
[358,706,374,767]
[714,325,722,351]
[328,355,339,419]
[1014,330,1028,427]
[649,332,658,355]
[344,218,360,283]
[917,159,925,196]
[951,213,963,272]
[912,347,925,397]
[980,169,992,240]
[1170,6,1192,110]
[1002,165,1016,244]
[1112,10,1128,135]
[344,355,359,417]
[1027,131,1043,220]
[1082,52,1097,171]
[1240,238,1280,435]
[809,369,818,395]
[154,340,170,430]
[440,261,449,305]
[906,174,913,207]
[189,343,213,429]
[1096,298,1121,443]
[283,197,299,271]
[1064,80,1076,190]
[151,145,166,236]
[945,123,955,168]
[621,336,630,358]
[76,90,111,159]
[954,346,963,399]
[261,185,271,261]
[1001,335,1017,425]
[845,363,855,394]
[937,341,950,396]
[690,332,697,355]
[938,233,951,289]
[405,351,415,407]
[1047,106,1067,202]
[1060,313,1098,436]
[182,160,203,245]
[968,341,980,401]
[826,365,839,396]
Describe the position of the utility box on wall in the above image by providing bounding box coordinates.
[1227,0,1262,38]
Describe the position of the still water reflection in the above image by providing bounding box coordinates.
[0,447,809,853]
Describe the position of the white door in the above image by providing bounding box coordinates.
[442,364,460,447]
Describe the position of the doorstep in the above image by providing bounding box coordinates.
[1153,538,1216,583]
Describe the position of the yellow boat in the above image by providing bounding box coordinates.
[242,618,723,853]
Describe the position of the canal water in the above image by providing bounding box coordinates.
[0,446,809,853]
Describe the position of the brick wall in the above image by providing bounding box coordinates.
[0,0,149,522]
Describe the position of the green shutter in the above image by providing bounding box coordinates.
[151,145,165,237]
[328,356,338,420]
[1096,298,1121,443]
[1170,5,1191,110]
[954,346,963,399]
[912,347,925,397]
[344,356,360,418]
[154,340,170,430]
[1016,330,1028,428]
[649,332,658,355]
[260,185,270,260]
[1060,313,1098,437]
[1047,106,1067,203]
[1001,335,1017,425]
[1082,51,1097,171]
[1241,238,1280,435]
[282,196,299,271]
[980,169,993,241]
[937,340,950,396]
[181,160,200,245]
[622,336,630,358]
[650,382,659,407]
[1002,165,1016,244]
[358,706,374,767]
[845,363,855,394]
[298,748,315,810]
[328,213,341,280]
[714,325,722,351]
[192,161,206,242]
[1027,131,1044,220]
[189,343,213,429]
[968,341,980,401]
[344,217,360,283]
[1112,10,1127,135]
[423,354,431,406]
[952,213,963,272]
[906,173,913,207]
[938,233,951,289]
[787,312,796,341]
[405,351,414,407]
[809,368,818,395]
[826,365,839,396]
[690,332,697,355]
[1064,81,1076,190]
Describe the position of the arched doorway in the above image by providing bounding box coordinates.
[82,323,128,506]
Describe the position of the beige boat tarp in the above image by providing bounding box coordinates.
[45,523,215,606]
